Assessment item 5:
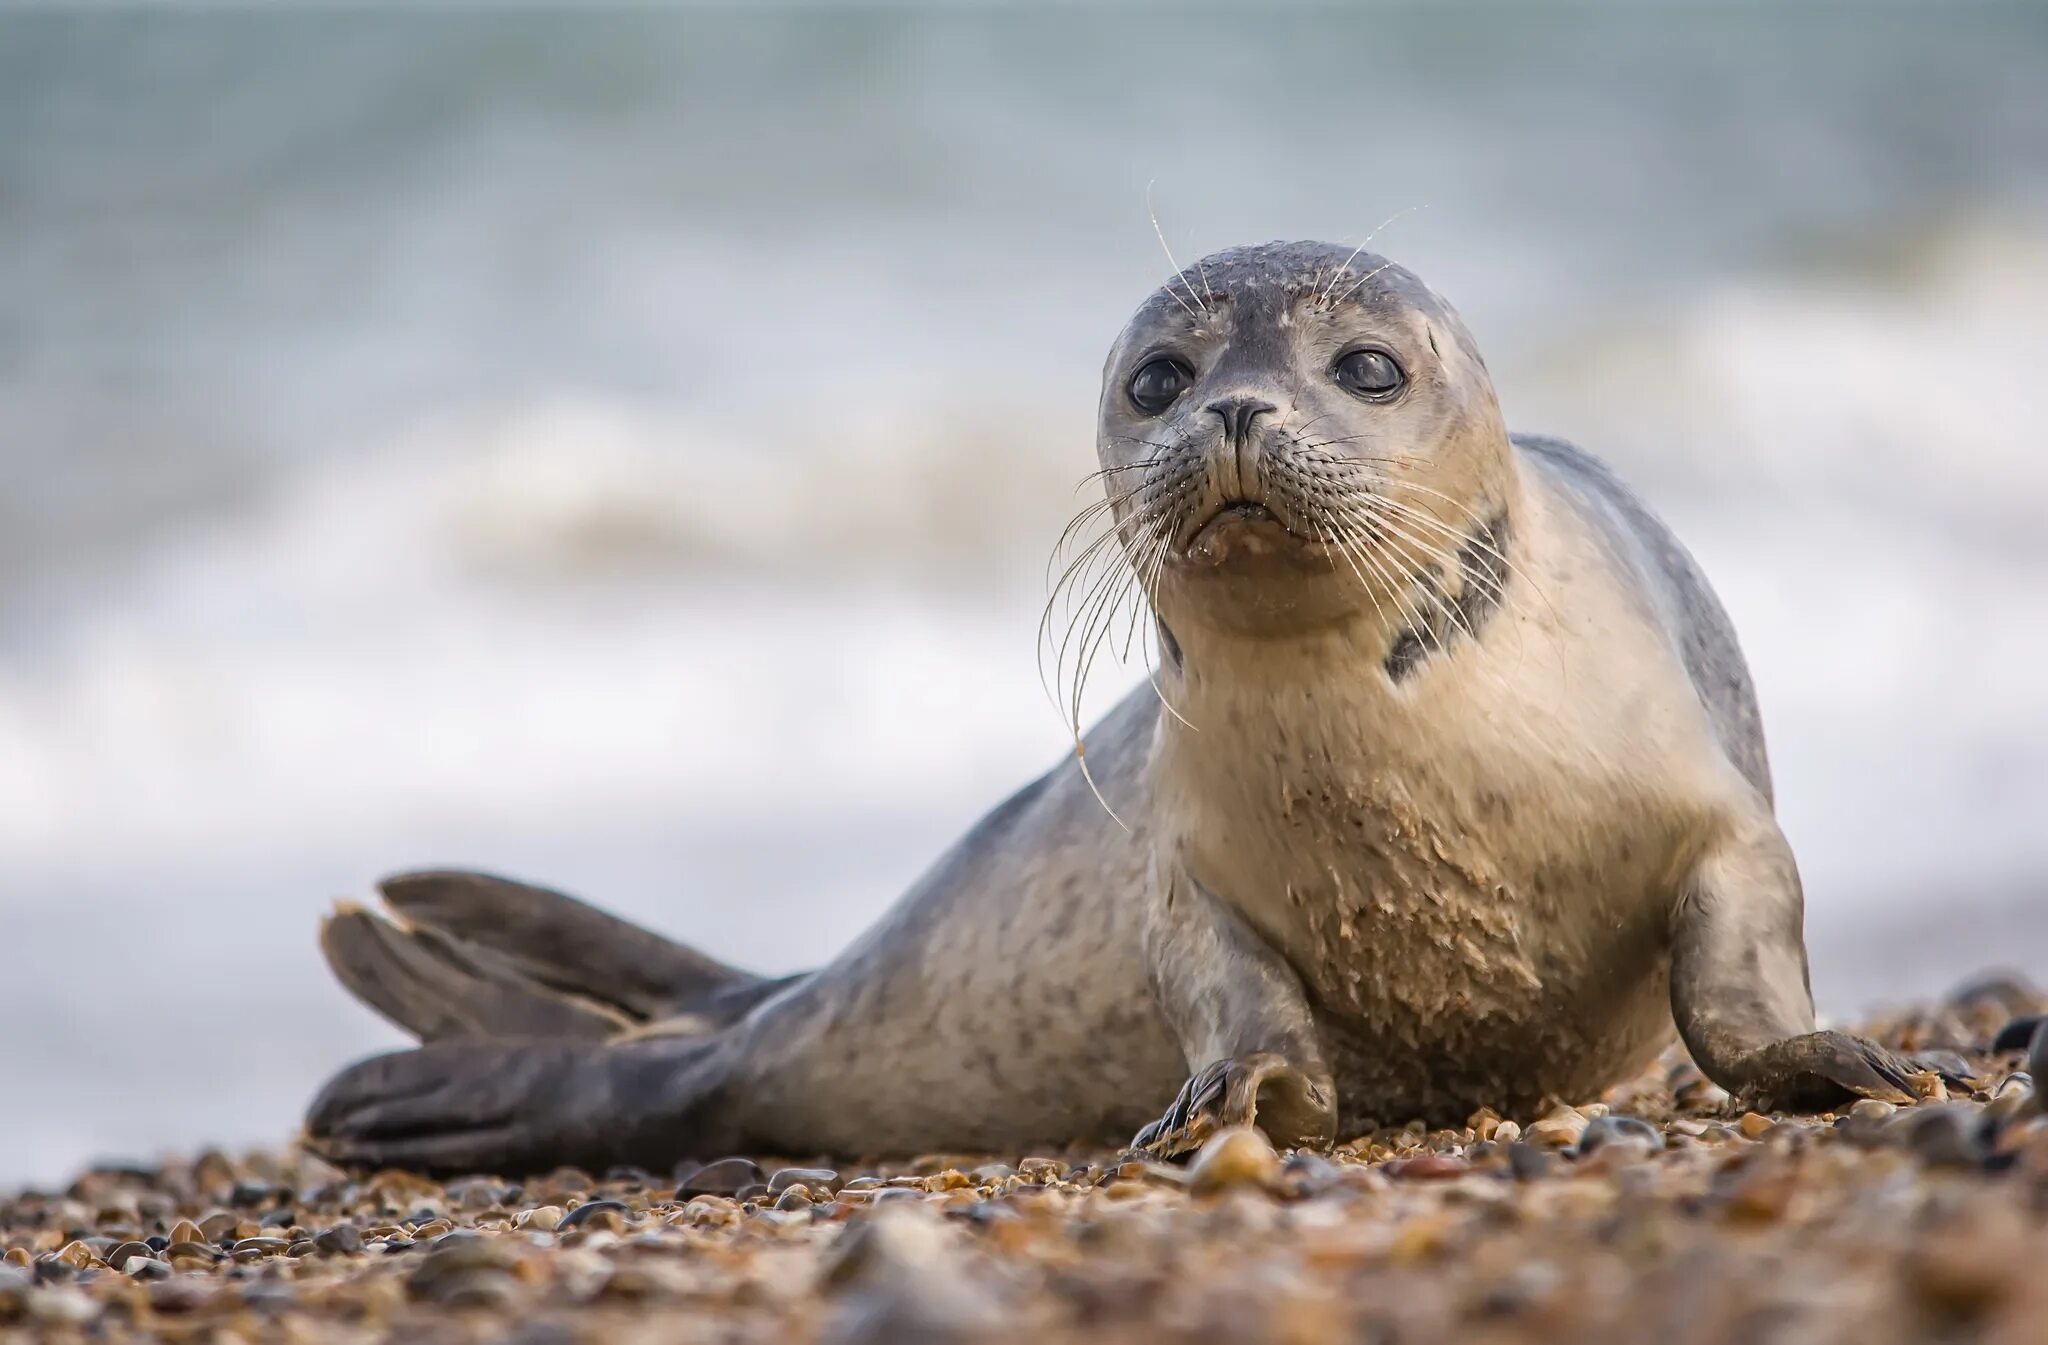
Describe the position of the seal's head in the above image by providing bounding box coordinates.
[1098,241,1512,638]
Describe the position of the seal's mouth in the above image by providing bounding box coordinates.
[1184,498,1316,565]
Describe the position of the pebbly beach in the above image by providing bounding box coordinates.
[6,980,2048,1345]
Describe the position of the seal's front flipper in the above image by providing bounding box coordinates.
[1132,874,1336,1158]
[305,1034,733,1177]
[1670,820,1959,1110]
[1131,1052,1333,1157]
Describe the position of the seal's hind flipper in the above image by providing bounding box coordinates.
[306,1033,731,1177]
[320,904,629,1042]
[377,870,756,1020]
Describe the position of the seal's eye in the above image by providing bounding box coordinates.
[1128,358,1195,415]
[1333,348,1405,400]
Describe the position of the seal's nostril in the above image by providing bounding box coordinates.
[1205,396,1278,445]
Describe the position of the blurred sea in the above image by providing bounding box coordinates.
[4,5,2048,1186]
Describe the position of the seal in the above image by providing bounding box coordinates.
[306,241,1954,1175]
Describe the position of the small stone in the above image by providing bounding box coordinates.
[1738,1112,1776,1140]
[448,1177,503,1210]
[313,1223,363,1255]
[231,1236,290,1260]
[1188,1126,1280,1194]
[1722,1162,1797,1223]
[1849,1098,1898,1122]
[770,1167,841,1195]
[969,1163,1016,1182]
[124,1257,170,1281]
[514,1205,566,1232]
[197,1212,239,1243]
[558,1199,629,1232]
[167,1220,204,1246]
[26,1286,98,1325]
[676,1157,765,1197]
[51,1241,94,1270]
[1898,1104,1987,1168]
[228,1181,275,1208]
[1507,1143,1556,1181]
[147,1278,212,1314]
[1385,1153,1467,1180]
[105,1241,155,1272]
[1017,1157,1067,1183]
[821,1206,1005,1343]
[1575,1114,1664,1158]
[775,1186,814,1211]
[1524,1108,1588,1148]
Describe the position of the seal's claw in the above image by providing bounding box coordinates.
[1739,1029,1924,1111]
[1127,1052,1335,1161]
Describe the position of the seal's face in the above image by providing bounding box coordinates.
[1097,241,1512,637]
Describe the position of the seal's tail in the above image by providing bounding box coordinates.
[319,869,765,1043]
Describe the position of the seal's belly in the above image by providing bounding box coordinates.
[1216,799,1680,1129]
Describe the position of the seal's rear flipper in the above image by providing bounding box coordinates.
[377,870,755,1020]
[320,905,630,1042]
[305,1033,732,1177]
[320,870,764,1044]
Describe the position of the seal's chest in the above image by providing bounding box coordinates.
[1276,791,1546,1021]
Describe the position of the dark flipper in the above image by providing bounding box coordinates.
[321,906,628,1042]
[378,870,755,1020]
[310,870,774,1174]
[317,869,766,1044]
[305,1033,736,1177]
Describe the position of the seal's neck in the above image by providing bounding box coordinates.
[1152,475,1524,728]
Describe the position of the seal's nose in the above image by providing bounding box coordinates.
[1205,397,1277,447]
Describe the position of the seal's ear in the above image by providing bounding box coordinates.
[319,904,628,1042]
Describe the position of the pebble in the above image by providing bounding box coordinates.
[557,1199,629,1232]
[678,1158,766,1197]
[770,1166,841,1194]
[1738,1112,1777,1140]
[1575,1114,1665,1158]
[1385,1153,1468,1180]
[1507,1143,1557,1182]
[1188,1126,1280,1194]
[1897,1104,1987,1168]
[104,1240,154,1271]
[313,1222,363,1254]
[5,998,2046,1342]
[1525,1107,1589,1148]
[514,1205,565,1232]
[820,1206,1006,1345]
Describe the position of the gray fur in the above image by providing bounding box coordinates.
[305,242,1932,1174]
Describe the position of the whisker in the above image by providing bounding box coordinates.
[1316,205,1428,310]
[1146,180,1211,320]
